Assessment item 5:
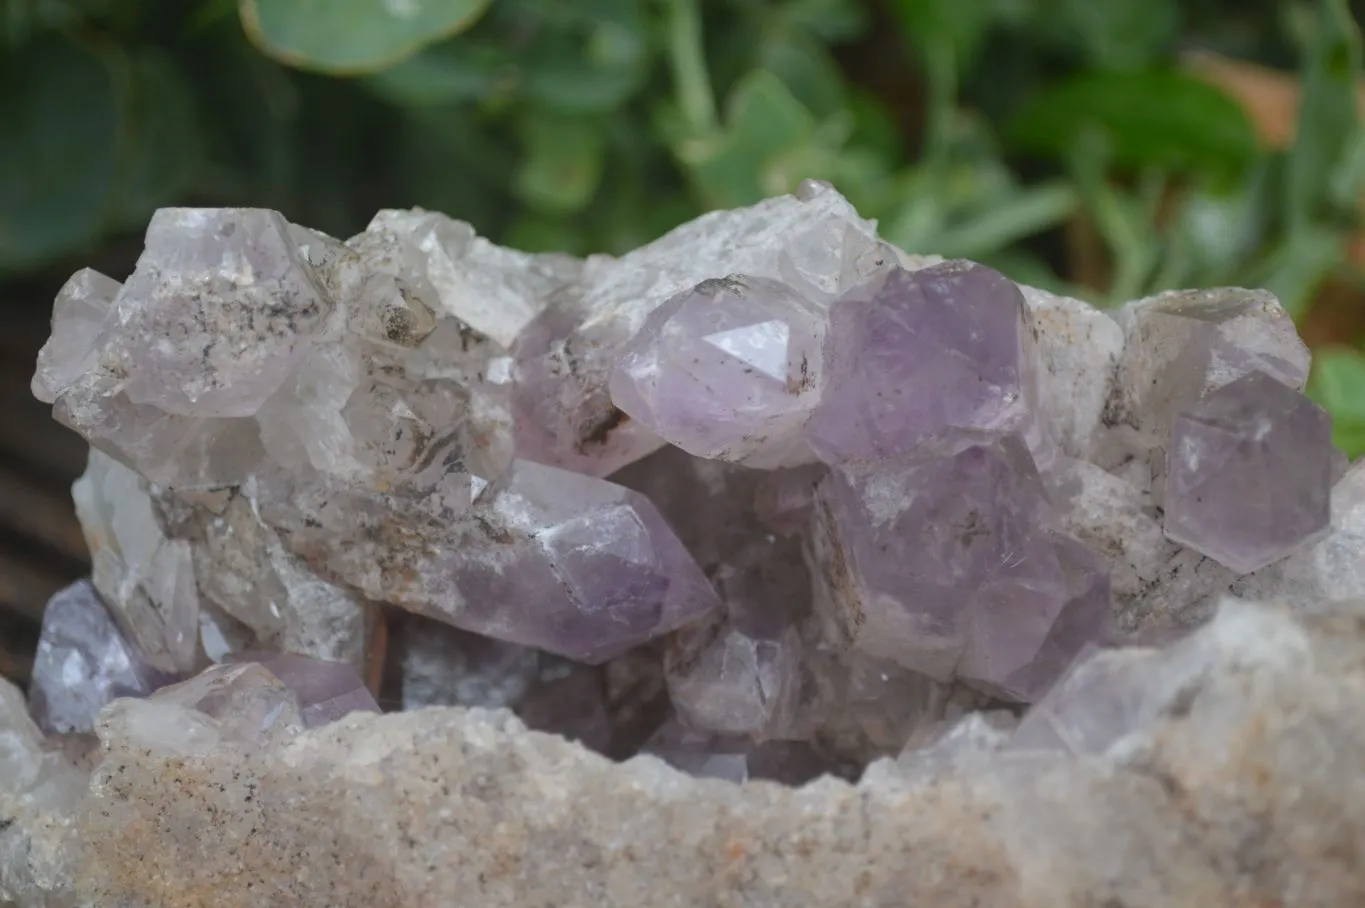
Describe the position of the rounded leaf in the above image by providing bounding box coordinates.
[239,0,494,74]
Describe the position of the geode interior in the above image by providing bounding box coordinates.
[5,184,1364,908]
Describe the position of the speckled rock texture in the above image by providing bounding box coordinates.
[0,597,1347,907]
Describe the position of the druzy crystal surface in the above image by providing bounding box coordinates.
[9,189,1363,908]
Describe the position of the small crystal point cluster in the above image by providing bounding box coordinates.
[21,185,1352,785]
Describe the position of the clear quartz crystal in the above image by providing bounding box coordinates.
[72,450,200,672]
[1098,288,1311,480]
[31,267,119,403]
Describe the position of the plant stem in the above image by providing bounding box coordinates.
[666,0,718,137]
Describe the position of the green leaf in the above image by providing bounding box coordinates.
[1007,70,1258,178]
[1307,346,1365,458]
[364,42,512,106]
[888,0,995,72]
[675,70,815,208]
[239,0,493,74]
[1285,0,1362,230]
[932,181,1079,259]
[1027,0,1177,71]
[111,51,203,229]
[1253,227,1346,319]
[0,36,120,273]
[757,29,847,117]
[514,115,607,214]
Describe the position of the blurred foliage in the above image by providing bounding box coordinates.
[3,0,1365,453]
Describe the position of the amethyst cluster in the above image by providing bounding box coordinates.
[23,183,1341,782]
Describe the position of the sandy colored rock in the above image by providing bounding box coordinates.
[55,598,1365,908]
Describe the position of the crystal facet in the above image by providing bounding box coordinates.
[27,581,168,735]
[805,261,1041,465]
[809,434,1110,696]
[72,450,200,672]
[609,275,825,467]
[1164,371,1333,574]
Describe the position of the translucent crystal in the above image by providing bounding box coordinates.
[515,659,613,754]
[234,652,379,728]
[808,434,1109,697]
[1165,371,1333,574]
[445,459,723,663]
[150,663,304,748]
[609,275,825,467]
[27,581,168,735]
[111,208,333,417]
[1009,645,1155,754]
[641,717,831,785]
[31,267,119,403]
[805,261,1042,465]
[1099,288,1311,480]
[665,619,803,737]
[192,492,371,669]
[892,710,1017,777]
[753,464,827,536]
[367,208,582,349]
[72,450,199,672]
[511,187,879,476]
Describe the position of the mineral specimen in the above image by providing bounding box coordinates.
[1164,370,1333,573]
[233,652,379,727]
[72,450,200,673]
[12,188,1365,908]
[27,580,168,735]
[804,260,1045,466]
[609,274,826,467]
[808,433,1111,697]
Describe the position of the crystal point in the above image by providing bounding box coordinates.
[610,275,825,466]
[805,261,1040,465]
[1165,371,1333,574]
[28,580,169,735]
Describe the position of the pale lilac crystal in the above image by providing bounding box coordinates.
[804,261,1040,465]
[234,652,379,728]
[31,268,119,403]
[1165,371,1333,574]
[27,581,169,735]
[609,275,825,467]
[1098,288,1311,481]
[642,717,831,784]
[808,434,1109,698]
[150,663,305,747]
[665,619,803,737]
[443,460,722,663]
[511,188,881,476]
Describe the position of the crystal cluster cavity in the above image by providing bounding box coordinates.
[19,184,1354,808]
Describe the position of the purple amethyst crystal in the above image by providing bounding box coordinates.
[609,275,826,467]
[28,580,171,734]
[233,652,379,728]
[446,459,723,664]
[808,434,1110,698]
[1164,371,1333,574]
[804,261,1040,465]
